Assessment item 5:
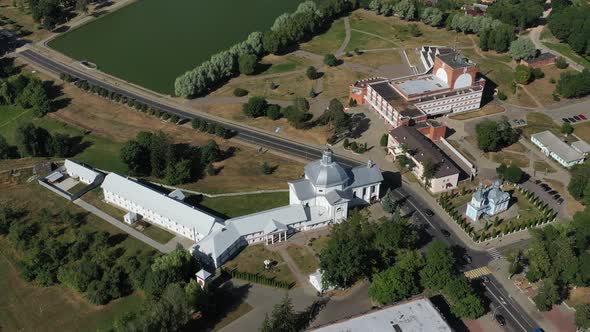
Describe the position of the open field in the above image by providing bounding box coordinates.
[347,10,473,49]
[346,30,398,52]
[0,181,156,331]
[0,0,51,42]
[574,122,590,142]
[522,112,561,138]
[286,244,319,275]
[533,161,556,174]
[48,0,301,94]
[565,287,590,307]
[525,65,573,105]
[224,244,295,285]
[199,192,290,218]
[344,50,404,69]
[258,54,313,76]
[211,71,314,101]
[322,66,366,100]
[301,17,346,55]
[449,103,505,120]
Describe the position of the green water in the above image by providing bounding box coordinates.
[49,0,301,94]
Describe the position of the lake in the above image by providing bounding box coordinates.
[49,0,301,94]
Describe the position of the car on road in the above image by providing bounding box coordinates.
[482,275,490,282]
[424,209,434,217]
[580,114,587,120]
[495,314,506,326]
[463,254,472,264]
[441,229,451,237]
[574,115,581,121]
[563,118,570,123]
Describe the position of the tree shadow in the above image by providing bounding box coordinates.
[68,137,93,157]
[254,63,273,75]
[381,171,402,192]
[430,295,470,332]
[108,233,129,246]
[349,114,371,139]
[187,282,252,331]
[295,297,330,330]
[51,97,72,111]
[52,25,70,33]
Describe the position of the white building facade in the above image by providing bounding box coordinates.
[531,131,585,168]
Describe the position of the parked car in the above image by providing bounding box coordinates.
[548,190,557,195]
[574,115,581,121]
[563,118,570,123]
[463,255,472,264]
[558,198,564,204]
[495,314,506,326]
[579,114,587,120]
[441,229,451,237]
[569,117,577,123]
[553,194,561,200]
[424,209,434,217]
[534,179,541,185]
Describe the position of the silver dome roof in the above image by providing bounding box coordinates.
[304,148,349,187]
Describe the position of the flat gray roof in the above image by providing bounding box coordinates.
[311,297,452,332]
[532,131,584,163]
[572,140,590,154]
[393,75,448,96]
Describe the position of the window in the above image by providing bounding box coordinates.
[370,185,375,193]
[363,187,367,197]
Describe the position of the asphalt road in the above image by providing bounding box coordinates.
[19,48,539,332]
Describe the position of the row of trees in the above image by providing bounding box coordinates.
[175,0,351,98]
[1,71,53,118]
[0,122,80,160]
[547,4,590,59]
[568,161,590,205]
[475,117,519,152]
[119,131,223,185]
[556,69,590,98]
[486,0,544,30]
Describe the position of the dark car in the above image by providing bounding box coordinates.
[563,118,570,123]
[534,179,541,185]
[424,209,434,217]
[580,114,588,120]
[541,184,551,191]
[548,190,557,195]
[569,117,577,123]
[495,314,506,326]
[463,254,472,264]
[574,115,582,121]
[553,194,561,200]
[441,229,451,237]
[558,198,564,204]
[482,275,490,282]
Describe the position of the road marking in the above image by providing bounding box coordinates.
[394,189,437,230]
[487,247,503,260]
[485,283,529,332]
[464,266,491,279]
[487,280,537,330]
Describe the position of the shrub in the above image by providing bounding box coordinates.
[170,114,180,124]
[497,91,507,100]
[555,57,568,69]
[191,118,202,130]
[324,54,339,67]
[243,96,268,118]
[233,88,248,97]
[380,133,388,147]
[238,54,257,75]
[343,138,350,149]
[306,66,319,80]
[266,104,282,120]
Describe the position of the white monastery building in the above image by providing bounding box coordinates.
[349,47,486,130]
[64,159,103,185]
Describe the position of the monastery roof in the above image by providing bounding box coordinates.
[226,204,308,236]
[347,162,384,189]
[65,159,102,182]
[390,126,460,178]
[305,149,350,187]
[288,179,316,201]
[195,223,242,262]
[102,173,222,236]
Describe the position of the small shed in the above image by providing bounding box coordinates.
[572,140,590,156]
[196,269,212,288]
[46,171,64,183]
[520,52,556,68]
[309,269,333,293]
[124,212,138,224]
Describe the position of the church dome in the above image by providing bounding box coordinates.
[304,148,349,188]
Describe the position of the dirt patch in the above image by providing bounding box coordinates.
[543,178,585,217]
[322,66,365,101]
[526,65,574,106]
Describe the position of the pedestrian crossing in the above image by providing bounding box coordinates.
[487,247,503,260]
[464,266,492,279]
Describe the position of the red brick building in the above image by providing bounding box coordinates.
[520,52,556,68]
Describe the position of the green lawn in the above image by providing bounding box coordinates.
[309,235,331,255]
[0,105,127,174]
[544,42,590,69]
[224,244,295,285]
[48,0,301,94]
[301,17,346,55]
[345,30,397,52]
[0,182,156,332]
[522,112,561,138]
[199,191,289,218]
[286,244,319,274]
[142,225,176,244]
[260,54,311,75]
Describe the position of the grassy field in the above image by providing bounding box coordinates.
[533,161,556,174]
[345,50,404,68]
[301,17,346,55]
[0,181,156,331]
[346,30,398,51]
[198,192,290,218]
[525,65,573,106]
[286,245,319,274]
[224,244,295,285]
[574,122,590,142]
[489,151,530,168]
[544,42,590,70]
[0,105,128,174]
[48,0,301,94]
[309,234,331,255]
[449,103,505,120]
[522,112,561,138]
[258,54,312,76]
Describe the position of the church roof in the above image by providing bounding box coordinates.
[305,148,349,187]
[289,179,315,201]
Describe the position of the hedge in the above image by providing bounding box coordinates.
[221,267,293,289]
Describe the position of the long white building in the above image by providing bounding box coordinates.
[102,173,224,242]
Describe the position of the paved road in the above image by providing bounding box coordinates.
[21,48,538,331]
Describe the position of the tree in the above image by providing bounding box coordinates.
[260,295,297,332]
[557,70,590,98]
[0,134,12,159]
[166,159,192,185]
[533,279,560,311]
[509,37,537,60]
[497,164,524,183]
[374,217,417,266]
[421,159,436,189]
[379,133,388,147]
[266,104,282,120]
[233,88,248,97]
[515,65,532,85]
[185,279,208,312]
[15,122,53,157]
[421,7,443,27]
[368,263,421,304]
[420,240,455,291]
[475,118,518,152]
[239,54,257,75]
[261,161,273,175]
[148,131,172,178]
[568,162,590,201]
[201,139,221,164]
[381,188,398,214]
[324,54,339,67]
[562,122,574,135]
[319,212,374,288]
[243,96,268,117]
[120,140,150,175]
[576,303,590,329]
[294,97,310,112]
[555,57,569,69]
[306,66,318,80]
